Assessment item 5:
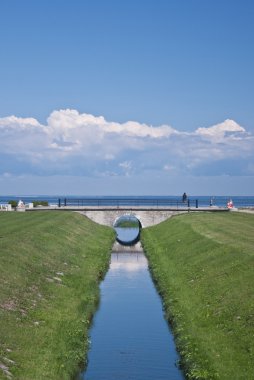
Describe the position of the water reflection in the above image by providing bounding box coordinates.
[79,249,184,380]
[114,227,140,245]
[113,215,141,245]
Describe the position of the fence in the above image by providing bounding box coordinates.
[58,198,200,208]
[1,197,254,209]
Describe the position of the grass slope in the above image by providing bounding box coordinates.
[0,211,114,380]
[141,212,254,380]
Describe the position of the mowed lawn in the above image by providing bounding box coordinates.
[0,211,114,380]
[141,211,254,380]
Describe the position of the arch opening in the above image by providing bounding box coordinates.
[113,214,142,245]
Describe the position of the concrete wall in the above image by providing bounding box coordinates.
[111,241,143,252]
[78,209,186,227]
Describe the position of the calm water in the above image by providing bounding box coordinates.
[78,250,184,380]
[115,227,140,245]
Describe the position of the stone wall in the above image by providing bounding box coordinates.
[78,209,186,227]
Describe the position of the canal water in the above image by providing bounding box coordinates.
[78,244,184,379]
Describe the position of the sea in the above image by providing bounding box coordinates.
[0,195,254,208]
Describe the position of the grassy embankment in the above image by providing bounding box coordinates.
[141,212,254,380]
[0,211,115,380]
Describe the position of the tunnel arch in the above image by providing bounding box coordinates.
[113,214,142,245]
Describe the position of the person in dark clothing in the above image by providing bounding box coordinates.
[182,192,187,203]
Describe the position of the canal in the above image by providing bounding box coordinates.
[78,236,184,379]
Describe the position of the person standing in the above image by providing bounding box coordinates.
[182,192,187,203]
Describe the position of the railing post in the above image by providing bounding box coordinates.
[58,198,61,208]
[64,198,67,207]
[196,199,198,208]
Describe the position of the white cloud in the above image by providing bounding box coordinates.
[103,120,176,138]
[0,109,253,177]
[0,115,42,129]
[195,119,245,139]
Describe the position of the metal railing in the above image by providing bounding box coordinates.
[1,197,254,209]
[58,197,199,208]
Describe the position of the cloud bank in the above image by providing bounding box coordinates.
[0,109,253,180]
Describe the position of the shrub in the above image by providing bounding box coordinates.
[8,200,18,208]
[33,200,49,207]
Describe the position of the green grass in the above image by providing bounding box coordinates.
[114,220,140,228]
[0,211,115,380]
[141,212,254,380]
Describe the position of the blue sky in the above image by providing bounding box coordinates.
[0,0,254,195]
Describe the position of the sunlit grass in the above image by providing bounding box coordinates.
[0,211,114,379]
[141,212,254,380]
